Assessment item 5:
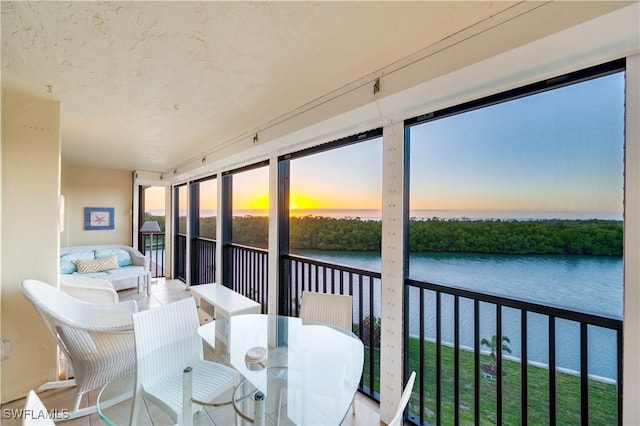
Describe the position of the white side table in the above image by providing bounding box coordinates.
[189,283,261,319]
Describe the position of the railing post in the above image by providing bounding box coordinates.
[580,323,589,426]
[549,316,556,426]
[521,309,529,426]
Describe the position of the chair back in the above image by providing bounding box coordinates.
[388,371,416,426]
[21,279,101,362]
[132,297,203,386]
[22,279,102,327]
[23,390,55,426]
[299,291,353,332]
[21,279,136,393]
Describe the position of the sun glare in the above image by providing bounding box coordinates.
[289,192,319,210]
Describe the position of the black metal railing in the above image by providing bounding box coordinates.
[282,254,382,402]
[229,243,268,313]
[175,234,187,282]
[140,234,166,278]
[193,237,216,284]
[194,239,622,424]
[405,278,623,426]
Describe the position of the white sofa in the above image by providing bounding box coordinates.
[60,244,150,293]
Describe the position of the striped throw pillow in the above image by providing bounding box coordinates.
[76,255,119,273]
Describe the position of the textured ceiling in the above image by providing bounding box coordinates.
[3,1,522,172]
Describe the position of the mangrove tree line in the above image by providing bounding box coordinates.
[148,214,622,256]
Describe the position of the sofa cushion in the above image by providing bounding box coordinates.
[60,250,95,274]
[94,248,133,267]
[76,255,119,274]
[71,271,109,279]
[104,265,145,278]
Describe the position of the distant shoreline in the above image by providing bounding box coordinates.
[146,212,623,256]
[150,208,623,221]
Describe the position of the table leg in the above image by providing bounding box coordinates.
[253,391,265,426]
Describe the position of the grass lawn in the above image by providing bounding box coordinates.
[362,338,618,425]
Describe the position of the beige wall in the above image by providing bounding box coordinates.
[61,164,133,247]
[1,90,61,403]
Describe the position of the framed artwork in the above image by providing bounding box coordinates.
[84,207,115,230]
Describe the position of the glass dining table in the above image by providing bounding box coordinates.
[97,314,364,425]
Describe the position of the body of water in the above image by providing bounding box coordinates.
[153,236,623,380]
[294,249,622,380]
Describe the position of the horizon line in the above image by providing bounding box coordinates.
[148,207,622,220]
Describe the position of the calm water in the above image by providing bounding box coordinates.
[294,249,623,380]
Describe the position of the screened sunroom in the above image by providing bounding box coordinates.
[2,2,639,425]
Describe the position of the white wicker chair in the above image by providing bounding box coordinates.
[22,390,55,426]
[20,279,137,419]
[299,291,357,415]
[388,371,416,426]
[129,297,239,426]
[299,290,353,331]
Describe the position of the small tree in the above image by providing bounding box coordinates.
[361,315,381,348]
[480,334,511,374]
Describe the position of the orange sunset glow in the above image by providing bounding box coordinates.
[235,192,336,210]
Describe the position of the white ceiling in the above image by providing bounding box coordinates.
[1,1,522,173]
[1,1,632,176]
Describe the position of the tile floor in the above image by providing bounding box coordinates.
[1,278,381,425]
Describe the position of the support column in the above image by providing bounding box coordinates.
[379,120,407,424]
[268,156,281,314]
[188,181,199,285]
[220,174,233,288]
[623,53,640,426]
[215,174,224,285]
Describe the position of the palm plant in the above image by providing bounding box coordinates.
[480,334,511,374]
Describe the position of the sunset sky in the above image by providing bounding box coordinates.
[408,71,624,218]
[147,71,624,220]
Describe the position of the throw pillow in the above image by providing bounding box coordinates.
[60,250,95,274]
[94,248,132,267]
[76,255,119,273]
